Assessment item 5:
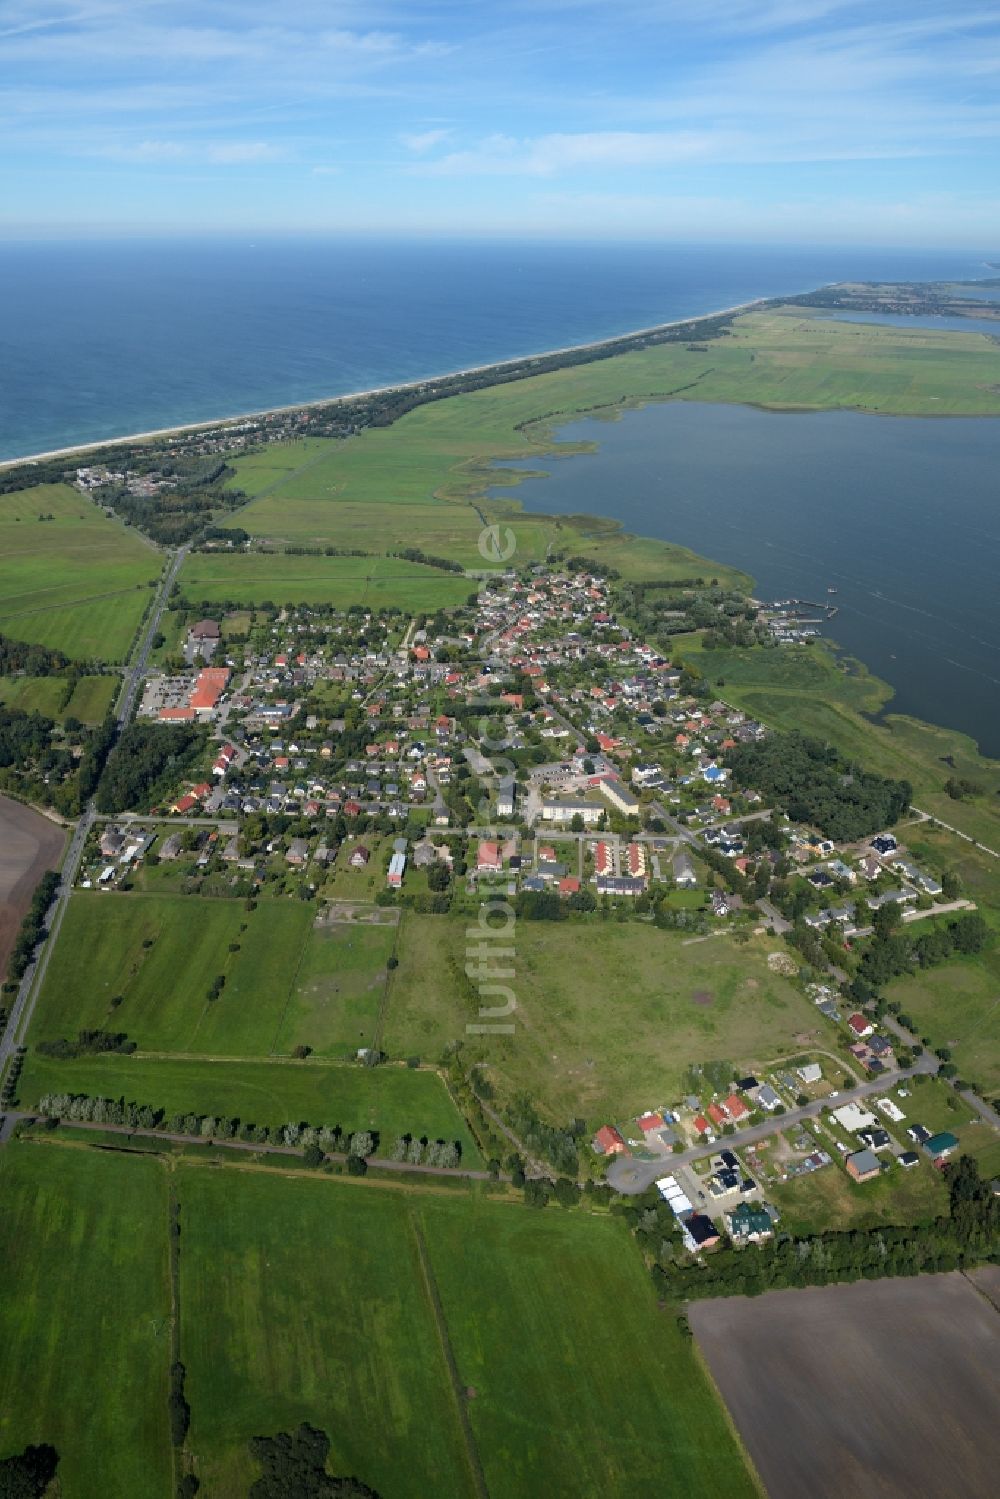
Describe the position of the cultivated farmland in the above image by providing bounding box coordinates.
[0,1143,171,1499]
[691,1272,1000,1499]
[177,1164,758,1498]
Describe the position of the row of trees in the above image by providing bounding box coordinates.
[31,1094,464,1167]
[4,870,60,985]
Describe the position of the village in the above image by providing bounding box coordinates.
[57,561,987,1254]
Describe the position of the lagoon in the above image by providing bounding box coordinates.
[490,403,1000,755]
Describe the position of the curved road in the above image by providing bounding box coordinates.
[607,1052,940,1195]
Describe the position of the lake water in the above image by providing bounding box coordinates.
[0,238,990,461]
[489,402,1000,755]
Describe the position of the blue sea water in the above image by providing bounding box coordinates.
[0,237,991,461]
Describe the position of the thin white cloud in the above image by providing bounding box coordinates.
[94,137,284,164]
[400,127,450,152]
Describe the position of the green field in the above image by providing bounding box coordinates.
[27,891,401,1059]
[0,484,160,660]
[27,891,316,1057]
[0,1144,171,1498]
[274,916,398,1055]
[19,1052,480,1156]
[0,673,117,723]
[386,913,824,1123]
[209,309,1000,600]
[178,1164,758,1498]
[769,1154,949,1235]
[179,550,473,610]
[674,632,1000,851]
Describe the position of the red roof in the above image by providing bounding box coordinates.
[707,1103,727,1126]
[848,1013,871,1035]
[558,877,580,895]
[189,667,230,711]
[594,1125,627,1155]
[172,793,198,814]
[693,1115,711,1134]
[723,1093,749,1120]
[159,706,195,722]
[637,1113,664,1132]
[413,645,430,660]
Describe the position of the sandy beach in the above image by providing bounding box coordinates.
[0,297,766,472]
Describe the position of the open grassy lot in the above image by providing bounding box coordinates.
[386,913,824,1123]
[691,1273,1000,1499]
[0,1143,171,1499]
[177,1163,757,1499]
[769,1155,949,1235]
[275,918,397,1055]
[18,1052,479,1155]
[886,951,1000,1098]
[418,1194,759,1499]
[178,550,472,610]
[26,891,316,1057]
[0,673,117,723]
[0,483,160,660]
[674,632,1000,851]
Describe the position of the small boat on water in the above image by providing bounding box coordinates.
[827,586,838,593]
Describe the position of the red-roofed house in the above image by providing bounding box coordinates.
[707,1102,727,1128]
[558,877,581,896]
[693,1115,711,1136]
[848,1013,874,1038]
[477,841,502,873]
[638,1113,664,1133]
[159,706,196,723]
[723,1094,750,1122]
[592,1125,628,1157]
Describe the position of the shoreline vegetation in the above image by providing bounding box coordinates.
[0,296,766,471]
[3,273,998,473]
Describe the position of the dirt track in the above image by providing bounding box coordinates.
[691,1271,1000,1499]
[0,797,66,982]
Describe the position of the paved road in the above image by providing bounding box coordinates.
[0,547,186,1085]
[606,1053,940,1195]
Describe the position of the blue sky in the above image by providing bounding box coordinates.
[3,0,1000,243]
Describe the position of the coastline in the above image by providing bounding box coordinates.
[0,296,767,471]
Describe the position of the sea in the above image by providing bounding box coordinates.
[0,237,991,462]
[1,236,998,749]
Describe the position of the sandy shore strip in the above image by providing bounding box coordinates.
[0,297,767,472]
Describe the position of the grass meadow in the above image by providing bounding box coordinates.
[0,483,160,660]
[18,1052,480,1155]
[386,913,823,1123]
[215,309,1000,600]
[178,550,473,610]
[0,673,118,723]
[0,1143,171,1499]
